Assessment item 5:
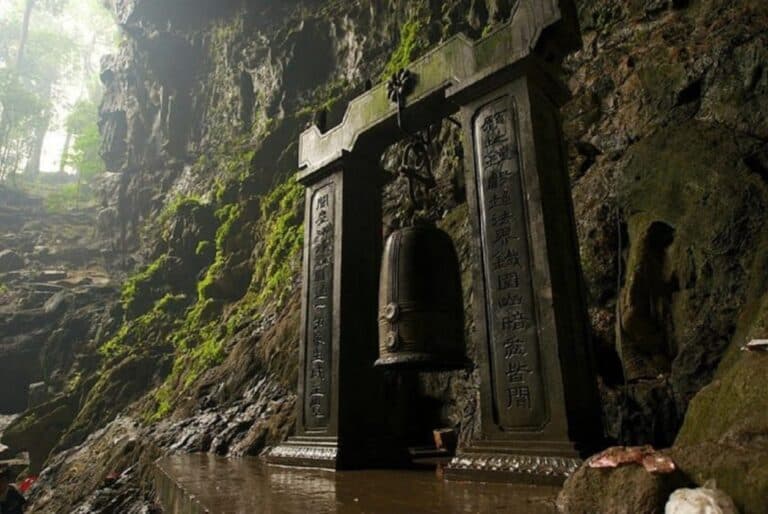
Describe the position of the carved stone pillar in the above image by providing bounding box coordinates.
[444,59,603,484]
[267,154,397,469]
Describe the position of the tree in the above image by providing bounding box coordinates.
[0,69,46,182]
[0,0,115,183]
[64,98,102,181]
[16,0,69,68]
[0,2,77,179]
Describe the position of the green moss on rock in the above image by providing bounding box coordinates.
[252,175,304,306]
[120,254,172,319]
[381,18,425,80]
[672,351,768,514]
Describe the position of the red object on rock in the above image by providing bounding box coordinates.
[588,445,654,468]
[642,453,676,474]
[588,445,675,474]
[18,476,37,494]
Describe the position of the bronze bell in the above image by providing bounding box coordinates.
[375,224,467,371]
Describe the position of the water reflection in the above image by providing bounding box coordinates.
[157,454,559,514]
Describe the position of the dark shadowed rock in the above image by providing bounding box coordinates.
[0,250,24,272]
[557,461,690,514]
[671,351,768,514]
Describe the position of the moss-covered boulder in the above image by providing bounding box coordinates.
[671,350,768,514]
[557,460,691,514]
[1,392,81,473]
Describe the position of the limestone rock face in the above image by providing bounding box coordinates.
[6,0,768,511]
[566,0,768,446]
[0,250,24,273]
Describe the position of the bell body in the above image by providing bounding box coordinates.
[376,224,467,371]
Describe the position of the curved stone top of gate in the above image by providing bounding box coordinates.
[297,0,578,178]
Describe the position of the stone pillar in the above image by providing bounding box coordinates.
[267,154,399,469]
[444,58,603,484]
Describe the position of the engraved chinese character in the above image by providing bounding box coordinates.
[312,343,324,361]
[318,223,334,240]
[493,226,518,247]
[311,360,326,382]
[489,188,514,209]
[503,335,527,359]
[311,324,326,349]
[505,360,531,383]
[502,310,528,331]
[309,393,325,418]
[498,293,524,308]
[481,111,508,148]
[491,209,514,227]
[493,248,521,270]
[497,272,520,290]
[486,171,500,191]
[506,385,531,409]
[315,238,333,264]
[483,145,514,169]
[313,277,330,299]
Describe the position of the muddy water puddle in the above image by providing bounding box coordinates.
[157,453,560,513]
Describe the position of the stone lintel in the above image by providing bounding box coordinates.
[297,0,579,179]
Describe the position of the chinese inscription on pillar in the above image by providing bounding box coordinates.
[304,184,334,430]
[473,96,547,430]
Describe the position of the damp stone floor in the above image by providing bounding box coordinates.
[155,453,560,514]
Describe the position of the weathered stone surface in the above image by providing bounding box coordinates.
[0,250,24,272]
[671,351,768,514]
[2,393,80,473]
[26,417,159,514]
[557,461,690,514]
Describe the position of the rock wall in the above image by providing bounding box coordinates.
[2,0,766,512]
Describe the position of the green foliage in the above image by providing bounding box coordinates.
[0,69,47,126]
[68,123,102,178]
[196,240,212,257]
[0,69,48,180]
[252,175,304,306]
[147,175,303,421]
[44,182,93,212]
[223,175,304,337]
[120,254,170,317]
[64,99,103,179]
[197,203,243,300]
[381,18,424,80]
[193,137,254,184]
[295,79,349,120]
[99,293,187,361]
[0,0,115,180]
[148,298,226,422]
[145,201,245,421]
[157,194,204,228]
[0,282,7,294]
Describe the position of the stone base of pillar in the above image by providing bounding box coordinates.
[444,442,585,485]
[266,437,340,469]
[267,436,411,470]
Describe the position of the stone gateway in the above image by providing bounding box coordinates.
[269,0,603,483]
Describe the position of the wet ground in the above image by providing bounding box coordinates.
[156,453,560,514]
